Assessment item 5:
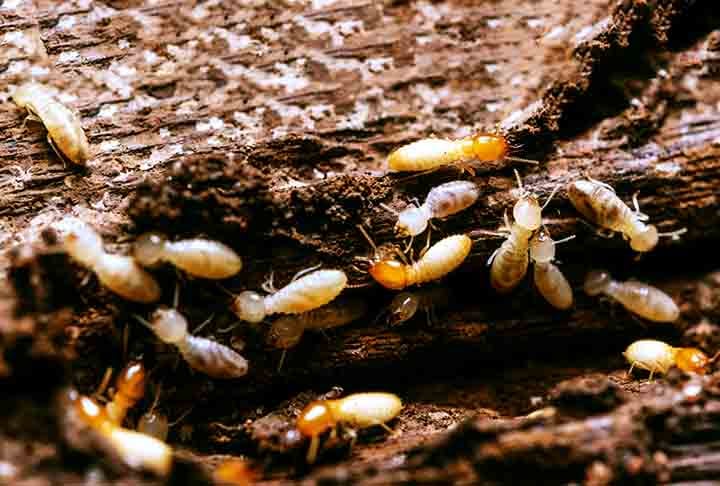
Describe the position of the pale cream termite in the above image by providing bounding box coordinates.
[388,180,480,237]
[385,285,451,326]
[231,269,348,323]
[105,361,147,425]
[387,133,536,175]
[297,392,402,463]
[623,339,714,379]
[528,230,574,310]
[358,226,472,290]
[59,218,161,303]
[267,299,367,371]
[133,233,242,279]
[488,175,546,293]
[67,390,172,476]
[137,307,249,379]
[584,270,680,322]
[12,82,90,165]
[567,179,685,252]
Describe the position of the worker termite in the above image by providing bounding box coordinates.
[567,179,686,252]
[387,133,536,175]
[12,82,90,165]
[136,306,249,379]
[384,285,452,326]
[358,225,472,290]
[488,173,551,293]
[584,270,680,322]
[105,361,147,425]
[385,180,480,237]
[230,268,348,323]
[529,230,575,310]
[133,233,242,279]
[623,339,716,379]
[297,392,402,463]
[59,218,161,303]
[267,299,367,371]
[66,389,172,476]
[137,385,169,441]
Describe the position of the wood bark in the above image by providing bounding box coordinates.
[0,0,719,484]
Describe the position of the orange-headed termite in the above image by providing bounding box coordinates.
[584,270,679,322]
[623,339,714,379]
[358,226,471,290]
[136,307,248,379]
[386,180,480,237]
[66,389,172,476]
[567,179,686,252]
[387,133,536,175]
[105,361,146,425]
[133,233,242,279]
[231,268,348,323]
[13,82,90,165]
[59,218,161,303]
[297,392,402,463]
[529,230,574,310]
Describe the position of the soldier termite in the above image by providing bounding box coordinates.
[12,82,90,165]
[488,172,553,293]
[584,270,680,323]
[59,218,161,303]
[230,268,348,324]
[567,178,686,252]
[529,230,575,310]
[297,392,402,464]
[66,389,172,476]
[357,226,472,290]
[384,285,452,326]
[105,361,147,426]
[267,299,367,371]
[133,233,242,279]
[387,133,537,175]
[135,305,249,379]
[623,339,716,379]
[384,180,480,237]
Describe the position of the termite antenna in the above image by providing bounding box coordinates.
[658,228,687,240]
[169,406,194,427]
[505,156,539,165]
[193,313,215,334]
[94,367,114,398]
[542,184,561,210]
[513,169,524,192]
[217,321,242,333]
[172,281,180,309]
[217,284,235,298]
[356,224,378,253]
[553,235,576,245]
[277,349,288,373]
[379,202,399,215]
[133,314,154,331]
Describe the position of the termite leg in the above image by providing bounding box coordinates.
[173,281,180,309]
[658,228,687,240]
[585,174,616,193]
[542,184,561,210]
[261,271,277,294]
[290,263,323,283]
[627,362,635,377]
[277,350,287,373]
[95,367,114,398]
[47,135,69,168]
[122,323,130,362]
[402,235,415,255]
[217,321,242,333]
[307,436,320,464]
[377,422,394,434]
[486,248,500,266]
[418,226,433,259]
[193,313,215,334]
[631,192,650,221]
[648,369,655,382]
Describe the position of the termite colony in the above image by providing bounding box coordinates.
[9,74,705,480]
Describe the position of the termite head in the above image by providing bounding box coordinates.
[396,206,428,237]
[629,224,658,253]
[471,133,508,162]
[133,232,168,267]
[513,195,542,231]
[387,292,419,326]
[231,291,267,323]
[675,348,710,374]
[369,259,408,290]
[584,270,611,296]
[138,412,170,441]
[150,307,188,344]
[529,230,555,264]
[69,390,108,429]
[59,218,105,267]
[116,362,147,402]
[297,400,336,438]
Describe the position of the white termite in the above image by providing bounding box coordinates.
[528,229,574,310]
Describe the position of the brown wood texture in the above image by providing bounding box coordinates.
[1,0,720,484]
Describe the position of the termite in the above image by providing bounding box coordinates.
[133,233,242,279]
[528,230,574,310]
[358,226,471,290]
[105,361,146,425]
[385,285,451,326]
[136,306,249,379]
[567,179,686,252]
[66,389,172,476]
[230,268,348,323]
[213,458,258,486]
[137,385,169,441]
[584,270,679,323]
[267,299,367,371]
[387,133,536,175]
[12,82,90,165]
[59,218,161,303]
[297,392,402,463]
[385,180,480,237]
[488,173,550,293]
[623,339,715,379]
